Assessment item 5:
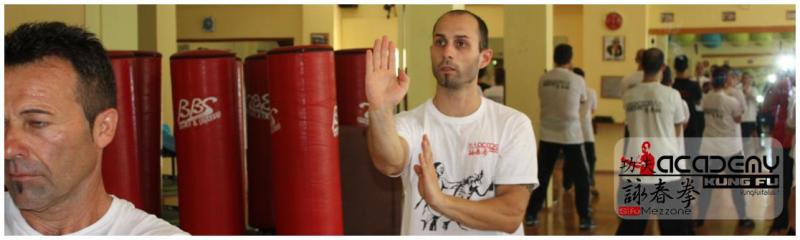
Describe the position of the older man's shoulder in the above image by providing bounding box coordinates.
[110,196,189,236]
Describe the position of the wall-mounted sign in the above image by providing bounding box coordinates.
[605,12,623,30]
[202,16,214,32]
[661,12,674,23]
[722,11,736,22]
[601,76,624,99]
[311,33,329,45]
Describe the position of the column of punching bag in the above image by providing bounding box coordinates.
[170,50,245,235]
[243,53,276,231]
[136,52,164,216]
[234,58,249,231]
[334,48,402,234]
[103,51,162,216]
[334,49,370,127]
[103,51,143,209]
[267,45,343,235]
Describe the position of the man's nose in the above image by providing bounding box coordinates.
[5,124,29,162]
[442,43,456,60]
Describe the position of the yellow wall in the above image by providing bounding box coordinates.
[100,5,140,50]
[138,5,157,51]
[554,5,584,68]
[595,123,626,171]
[399,5,458,109]
[649,5,796,29]
[504,5,553,136]
[176,5,302,41]
[465,5,504,38]
[582,5,649,124]
[4,5,85,32]
[340,5,398,49]
[301,5,340,48]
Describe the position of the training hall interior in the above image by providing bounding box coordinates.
[4,4,796,236]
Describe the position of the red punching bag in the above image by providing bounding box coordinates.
[267,45,343,235]
[103,50,163,216]
[334,49,370,127]
[104,51,143,209]
[170,50,244,235]
[243,53,276,231]
[135,51,163,216]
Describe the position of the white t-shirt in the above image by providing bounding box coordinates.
[483,85,504,104]
[726,87,746,115]
[580,88,598,142]
[538,67,586,144]
[695,75,711,111]
[623,82,687,183]
[5,193,187,236]
[700,90,744,156]
[726,88,746,138]
[621,70,644,95]
[395,97,539,235]
[696,75,711,88]
[742,87,759,122]
[680,100,690,125]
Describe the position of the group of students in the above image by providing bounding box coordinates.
[520,44,795,235]
[639,49,795,235]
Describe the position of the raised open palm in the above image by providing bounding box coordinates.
[365,36,410,111]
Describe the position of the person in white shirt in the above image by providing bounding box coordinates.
[696,67,754,228]
[725,69,747,117]
[620,49,646,95]
[660,66,691,155]
[740,72,760,156]
[616,48,691,235]
[483,67,505,104]
[695,62,712,94]
[365,10,538,235]
[722,68,747,156]
[4,22,187,235]
[527,44,594,230]
[564,67,599,197]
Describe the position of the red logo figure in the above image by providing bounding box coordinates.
[620,141,655,175]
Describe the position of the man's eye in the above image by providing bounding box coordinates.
[456,41,466,48]
[29,121,50,128]
[436,39,446,47]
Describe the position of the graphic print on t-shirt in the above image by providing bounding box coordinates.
[413,162,496,232]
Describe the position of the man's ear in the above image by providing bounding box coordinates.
[479,48,494,69]
[92,108,118,148]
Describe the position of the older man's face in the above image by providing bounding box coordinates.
[5,56,101,211]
